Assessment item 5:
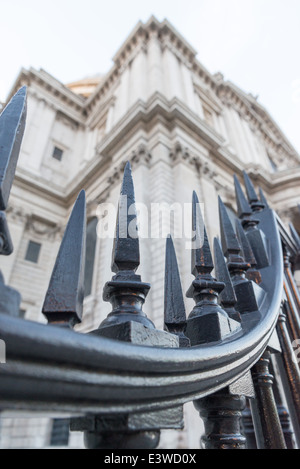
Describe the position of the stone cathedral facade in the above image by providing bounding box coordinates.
[1,16,300,449]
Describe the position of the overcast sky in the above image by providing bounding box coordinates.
[1,0,300,153]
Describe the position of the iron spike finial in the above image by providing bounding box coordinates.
[0,87,27,211]
[111,161,140,274]
[213,238,241,323]
[243,171,264,212]
[234,175,252,218]
[218,197,263,314]
[42,190,86,328]
[164,236,190,347]
[191,191,214,277]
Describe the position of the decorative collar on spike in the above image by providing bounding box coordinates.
[243,171,264,212]
[42,190,86,328]
[0,87,27,211]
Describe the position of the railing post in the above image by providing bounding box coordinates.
[250,349,287,449]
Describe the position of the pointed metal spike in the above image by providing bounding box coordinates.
[0,87,27,211]
[290,223,300,250]
[235,220,257,267]
[111,161,140,273]
[218,196,241,257]
[164,235,186,326]
[42,190,86,327]
[213,238,237,307]
[234,174,252,218]
[243,171,259,204]
[258,187,269,208]
[191,191,214,276]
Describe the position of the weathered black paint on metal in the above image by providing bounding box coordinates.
[0,87,27,211]
[42,190,86,328]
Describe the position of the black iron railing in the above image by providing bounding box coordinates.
[0,88,299,449]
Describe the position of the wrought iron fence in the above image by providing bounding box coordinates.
[0,87,299,449]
